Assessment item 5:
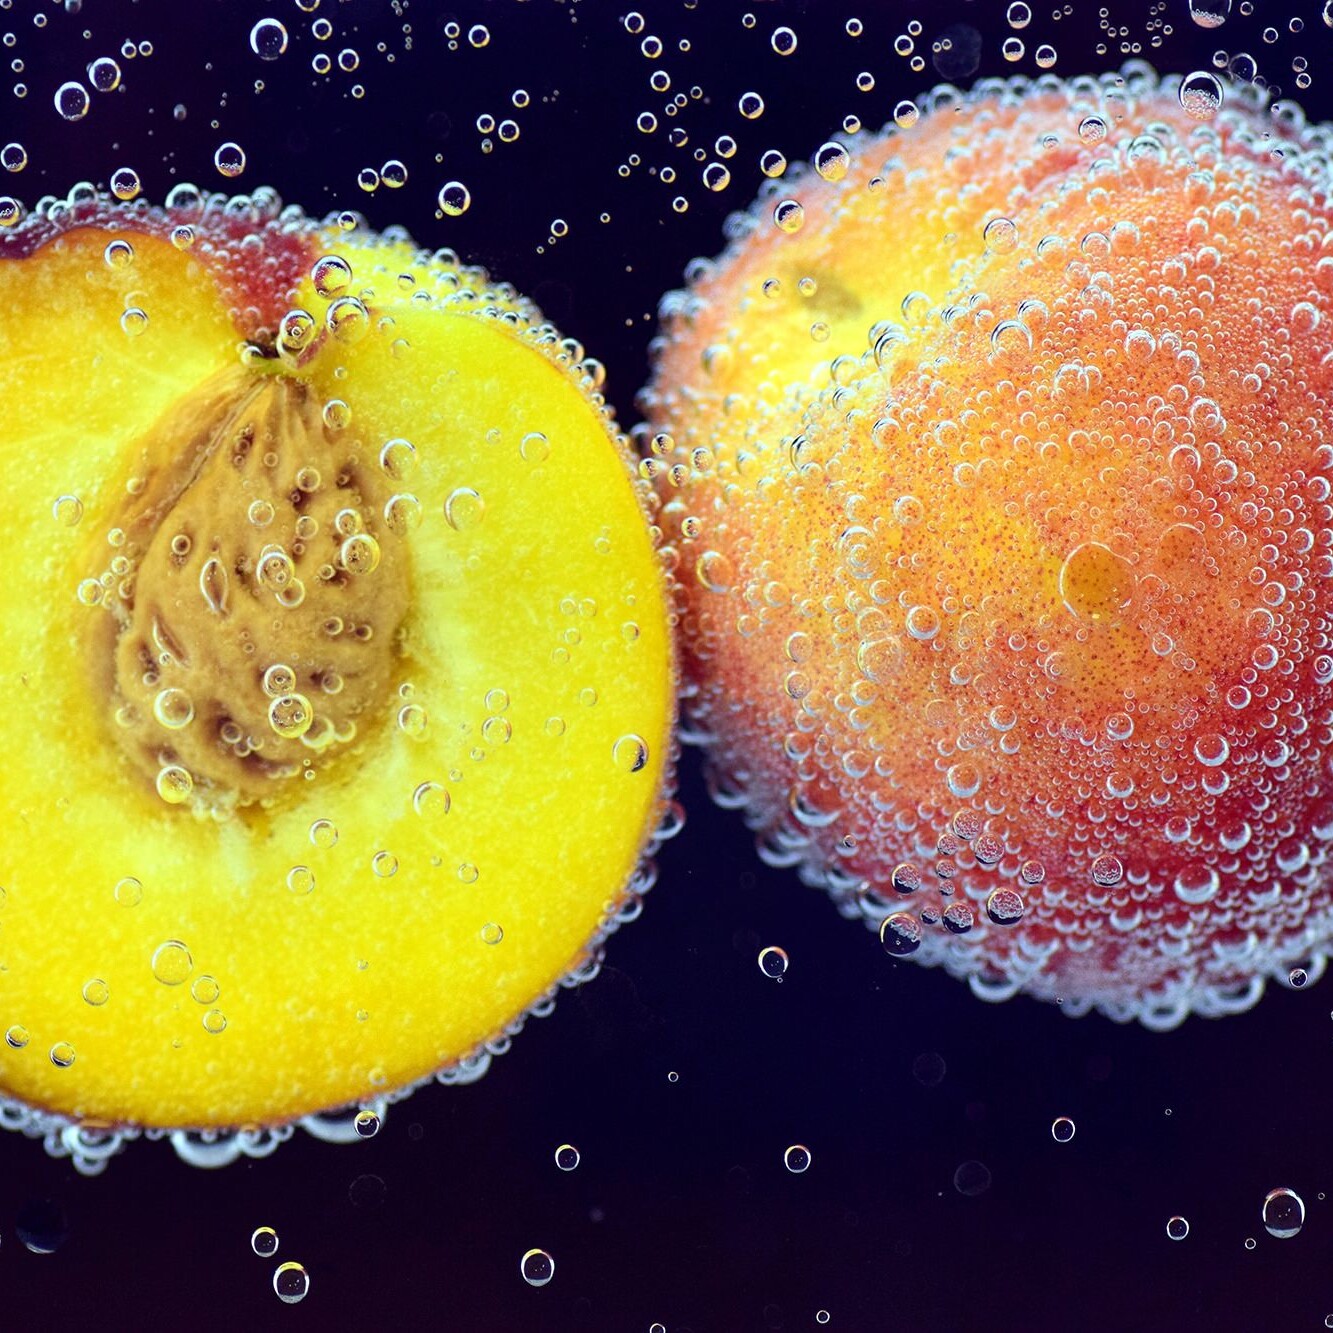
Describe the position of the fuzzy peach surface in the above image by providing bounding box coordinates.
[645,66,1333,1025]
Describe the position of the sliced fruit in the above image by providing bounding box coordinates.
[645,68,1333,1027]
[0,186,674,1129]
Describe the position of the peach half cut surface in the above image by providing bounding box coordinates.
[644,64,1333,1029]
[0,185,675,1140]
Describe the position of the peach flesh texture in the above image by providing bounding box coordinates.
[0,189,674,1129]
[645,67,1333,1026]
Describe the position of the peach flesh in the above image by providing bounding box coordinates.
[0,186,675,1133]
[646,67,1333,1026]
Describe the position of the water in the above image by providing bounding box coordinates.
[0,2,1329,1329]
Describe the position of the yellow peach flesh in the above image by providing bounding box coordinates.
[0,218,673,1128]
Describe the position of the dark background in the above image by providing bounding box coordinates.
[2,0,1332,1329]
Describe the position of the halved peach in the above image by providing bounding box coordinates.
[0,186,675,1131]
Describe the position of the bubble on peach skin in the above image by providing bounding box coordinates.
[644,64,1333,1028]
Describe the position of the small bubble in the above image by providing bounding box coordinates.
[954,1160,992,1197]
[1078,115,1108,144]
[52,494,84,526]
[114,876,142,907]
[81,978,109,1006]
[153,687,194,731]
[269,693,313,740]
[773,199,805,234]
[612,734,650,773]
[49,1042,76,1068]
[985,887,1026,925]
[272,1262,310,1305]
[894,99,920,128]
[1090,854,1124,887]
[1059,543,1133,624]
[203,1009,228,1034]
[250,18,289,60]
[1262,1187,1305,1239]
[554,1143,581,1171]
[151,940,193,986]
[880,911,922,956]
[4,1025,28,1050]
[191,975,220,1005]
[286,865,315,896]
[1167,1216,1190,1241]
[481,921,504,945]
[814,141,849,182]
[1051,1117,1076,1143]
[109,166,140,201]
[371,851,398,878]
[783,1143,812,1173]
[1179,70,1224,120]
[758,946,789,979]
[87,57,121,92]
[54,81,90,121]
[438,180,471,216]
[213,141,246,178]
[155,764,193,805]
[738,90,765,119]
[770,25,797,55]
[354,1109,381,1138]
[251,1227,279,1258]
[412,782,451,818]
[310,819,338,849]
[444,487,485,531]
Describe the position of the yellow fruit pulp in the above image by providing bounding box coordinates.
[0,221,673,1129]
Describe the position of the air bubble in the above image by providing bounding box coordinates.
[520,1248,554,1287]
[151,939,193,985]
[814,142,849,182]
[251,1227,279,1258]
[613,734,650,773]
[1179,71,1224,120]
[54,81,90,120]
[985,887,1025,925]
[880,912,922,956]
[1262,1187,1305,1239]
[155,764,193,805]
[87,57,121,92]
[438,181,471,216]
[249,18,289,60]
[213,141,246,178]
[757,946,789,979]
[273,1262,310,1305]
[783,1143,812,1172]
[444,487,485,530]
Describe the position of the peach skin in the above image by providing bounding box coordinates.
[644,65,1333,1028]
